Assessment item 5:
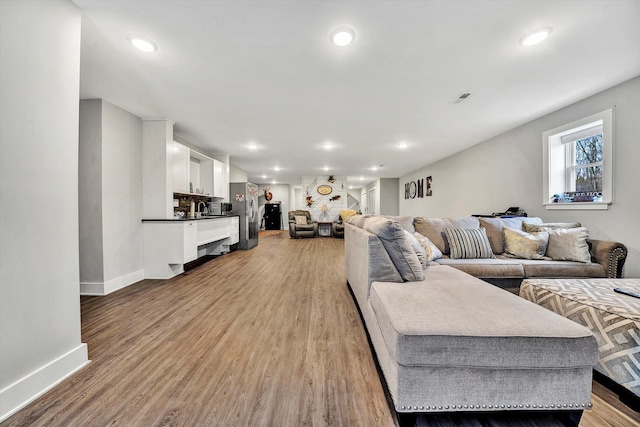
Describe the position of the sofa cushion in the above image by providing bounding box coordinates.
[445,228,494,259]
[546,227,591,263]
[413,232,443,262]
[381,215,415,233]
[518,259,606,278]
[349,214,372,228]
[503,227,549,260]
[435,257,524,278]
[369,265,597,369]
[363,217,424,281]
[413,217,479,255]
[479,217,543,254]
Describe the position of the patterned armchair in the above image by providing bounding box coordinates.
[288,210,318,238]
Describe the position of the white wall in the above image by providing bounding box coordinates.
[0,0,88,420]
[257,184,290,229]
[79,99,144,295]
[399,76,640,277]
[301,176,348,220]
[379,178,399,215]
[229,163,248,183]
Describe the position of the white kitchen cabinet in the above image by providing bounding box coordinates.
[191,150,214,196]
[182,221,198,263]
[228,216,239,245]
[172,142,190,193]
[143,218,233,279]
[213,159,225,198]
[143,220,197,278]
[197,217,229,246]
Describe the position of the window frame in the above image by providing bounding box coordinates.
[564,131,603,193]
[542,108,613,210]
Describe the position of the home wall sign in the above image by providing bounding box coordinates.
[404,176,432,199]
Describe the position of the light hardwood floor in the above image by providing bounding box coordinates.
[3,231,638,426]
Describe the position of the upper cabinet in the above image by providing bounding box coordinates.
[213,159,224,198]
[172,141,225,198]
[173,142,190,193]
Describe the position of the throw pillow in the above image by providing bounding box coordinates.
[523,222,582,233]
[294,215,307,225]
[503,227,550,260]
[444,228,495,259]
[363,217,424,281]
[413,232,443,262]
[545,227,591,263]
[404,230,428,268]
[413,217,480,255]
[340,209,357,223]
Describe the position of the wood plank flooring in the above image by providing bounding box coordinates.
[2,230,639,427]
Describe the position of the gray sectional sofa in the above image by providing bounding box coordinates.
[344,214,628,425]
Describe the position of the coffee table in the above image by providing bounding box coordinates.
[520,278,640,401]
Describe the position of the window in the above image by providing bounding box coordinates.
[542,109,613,210]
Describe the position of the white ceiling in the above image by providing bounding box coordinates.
[73,0,640,188]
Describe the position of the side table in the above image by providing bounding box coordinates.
[317,220,333,237]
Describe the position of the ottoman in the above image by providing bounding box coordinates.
[520,278,640,399]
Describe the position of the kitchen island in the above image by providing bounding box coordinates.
[142,215,239,279]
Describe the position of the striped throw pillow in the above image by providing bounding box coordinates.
[444,228,495,259]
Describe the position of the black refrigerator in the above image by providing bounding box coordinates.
[230,182,259,250]
[264,203,281,230]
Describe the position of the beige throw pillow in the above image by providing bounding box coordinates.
[523,222,582,233]
[503,227,549,260]
[404,230,428,267]
[413,232,443,262]
[546,227,591,263]
[294,215,307,225]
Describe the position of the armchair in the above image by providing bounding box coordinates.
[288,210,318,238]
[333,209,357,239]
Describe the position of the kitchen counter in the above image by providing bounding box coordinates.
[142,215,238,222]
[142,215,240,279]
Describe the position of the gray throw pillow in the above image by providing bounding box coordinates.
[445,228,495,259]
[363,217,424,281]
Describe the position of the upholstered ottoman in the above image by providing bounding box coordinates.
[366,266,598,421]
[520,278,640,399]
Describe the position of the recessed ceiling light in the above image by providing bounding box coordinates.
[247,142,258,150]
[330,26,356,47]
[128,34,157,52]
[323,166,330,171]
[262,175,267,179]
[397,141,409,149]
[273,166,281,172]
[322,142,333,150]
[520,27,552,46]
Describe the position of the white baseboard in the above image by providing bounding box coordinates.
[0,344,90,422]
[80,269,144,296]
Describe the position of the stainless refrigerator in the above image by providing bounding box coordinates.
[230,182,259,250]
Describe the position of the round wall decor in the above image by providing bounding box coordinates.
[317,185,333,195]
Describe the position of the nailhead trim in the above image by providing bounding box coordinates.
[398,401,593,412]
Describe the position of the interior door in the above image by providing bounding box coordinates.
[368,188,376,215]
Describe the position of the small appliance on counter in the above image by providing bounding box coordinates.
[209,202,222,216]
[208,202,233,216]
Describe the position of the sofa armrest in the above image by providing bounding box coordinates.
[587,239,627,278]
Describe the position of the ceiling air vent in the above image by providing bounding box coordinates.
[452,92,472,104]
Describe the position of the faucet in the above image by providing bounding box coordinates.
[197,202,207,216]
